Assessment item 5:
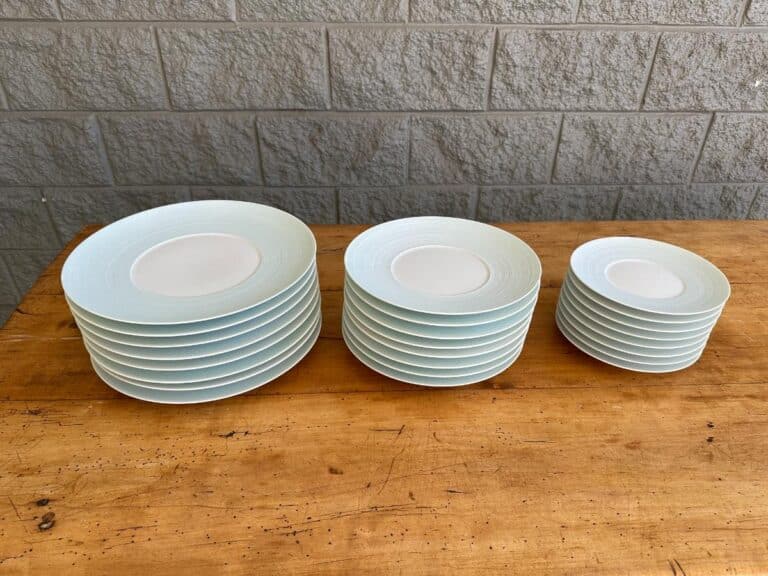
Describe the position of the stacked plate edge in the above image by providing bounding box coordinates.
[342,217,542,386]
[556,237,730,373]
[61,200,321,404]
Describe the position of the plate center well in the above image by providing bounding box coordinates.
[130,233,261,298]
[605,258,684,299]
[390,245,490,296]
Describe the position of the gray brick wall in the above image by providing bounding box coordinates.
[1,0,767,323]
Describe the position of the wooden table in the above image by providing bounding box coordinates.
[1,221,767,575]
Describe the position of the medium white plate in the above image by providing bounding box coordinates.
[85,311,321,385]
[62,200,316,324]
[343,323,523,387]
[73,275,318,348]
[66,263,316,337]
[565,271,721,324]
[345,217,541,315]
[346,275,540,327]
[562,280,717,336]
[344,283,537,340]
[84,297,322,371]
[557,290,708,351]
[91,320,321,403]
[556,311,703,373]
[344,310,529,370]
[570,237,730,316]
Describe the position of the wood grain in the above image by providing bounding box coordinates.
[1,221,766,575]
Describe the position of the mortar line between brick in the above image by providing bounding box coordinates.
[548,114,565,184]
[572,0,583,23]
[611,189,624,220]
[153,27,174,110]
[745,185,761,218]
[472,186,482,220]
[53,0,64,20]
[689,112,716,183]
[253,118,267,185]
[231,0,239,21]
[93,116,117,185]
[637,33,662,110]
[484,28,499,111]
[40,189,65,248]
[334,188,341,224]
[0,253,22,301]
[404,116,413,185]
[324,28,333,109]
[737,0,753,26]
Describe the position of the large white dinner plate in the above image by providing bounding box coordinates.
[344,309,529,370]
[345,217,541,315]
[66,263,316,337]
[91,320,321,403]
[85,310,321,385]
[565,271,721,324]
[558,290,708,351]
[73,274,318,348]
[62,201,316,324]
[343,322,523,387]
[561,280,717,336]
[84,297,322,371]
[570,237,730,316]
[346,275,540,327]
[345,283,537,340]
[556,310,703,372]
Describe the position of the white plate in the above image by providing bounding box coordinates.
[343,323,523,387]
[556,311,703,373]
[565,271,721,324]
[84,297,322,371]
[73,275,318,348]
[344,310,529,369]
[557,302,708,358]
[346,274,540,327]
[66,263,316,337]
[570,237,730,316]
[562,280,717,336]
[557,290,709,351]
[91,320,321,403]
[62,200,316,324]
[345,217,541,315]
[345,304,531,359]
[344,283,537,340]
[85,311,321,385]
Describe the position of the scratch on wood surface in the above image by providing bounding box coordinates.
[673,559,688,576]
[377,445,406,495]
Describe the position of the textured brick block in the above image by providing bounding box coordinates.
[491,30,655,111]
[0,1,58,19]
[409,115,560,185]
[258,116,408,186]
[159,28,326,110]
[645,33,768,111]
[578,0,741,24]
[410,0,574,23]
[477,186,618,221]
[338,186,476,224]
[0,256,18,308]
[0,27,165,110]
[59,0,232,20]
[0,115,110,186]
[3,251,57,296]
[0,188,60,249]
[191,187,337,224]
[615,184,757,219]
[238,0,405,21]
[747,1,768,24]
[748,186,768,218]
[555,114,709,184]
[46,187,190,242]
[100,114,260,185]
[695,115,768,183]
[330,28,492,110]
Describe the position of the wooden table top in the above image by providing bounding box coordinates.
[1,221,767,575]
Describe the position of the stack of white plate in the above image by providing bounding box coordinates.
[342,217,542,386]
[61,201,321,404]
[556,237,730,373]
